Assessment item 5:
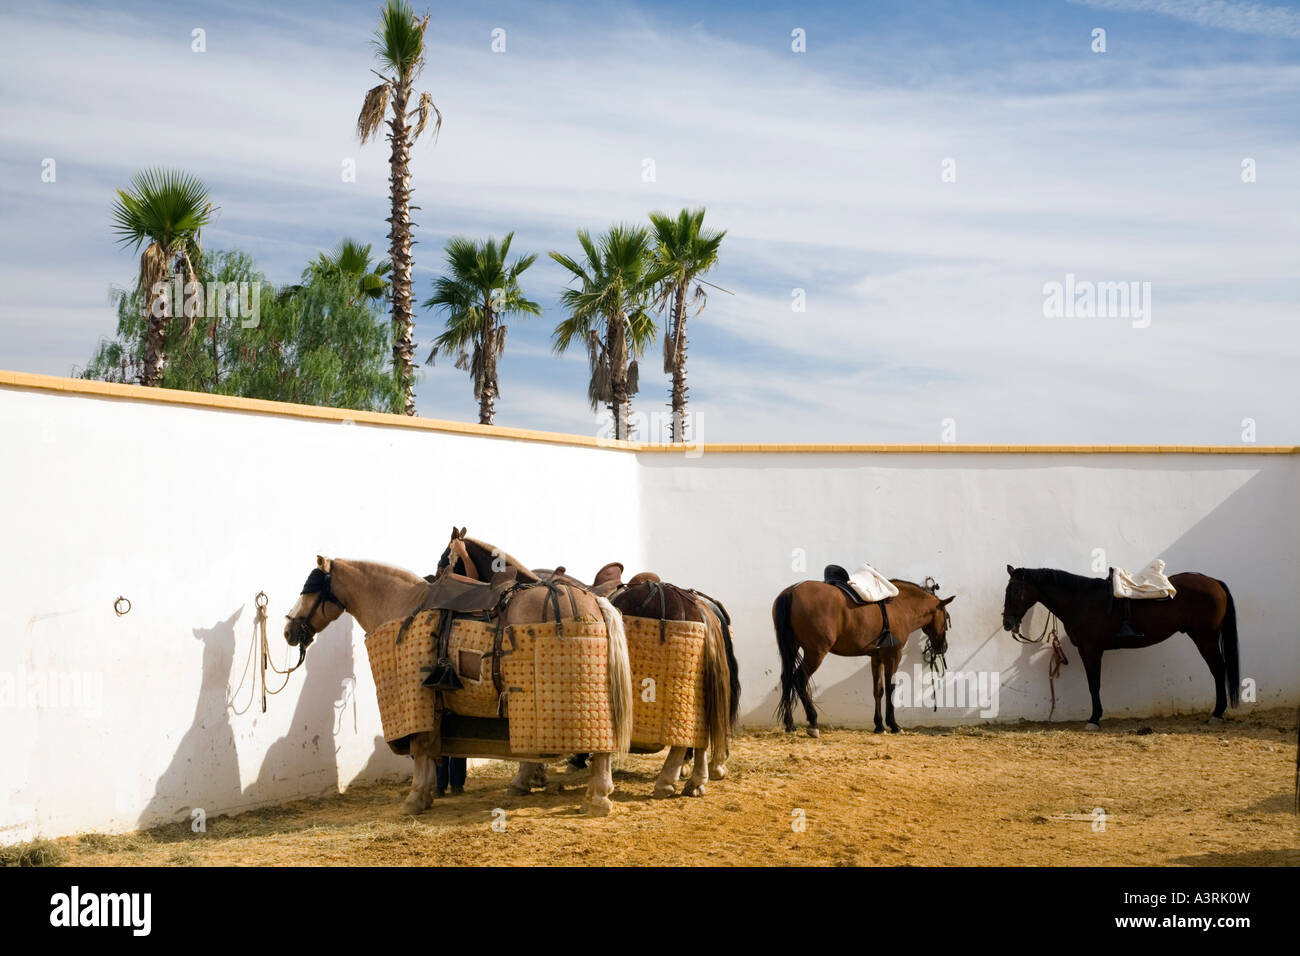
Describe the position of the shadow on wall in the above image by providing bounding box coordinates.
[243,617,357,805]
[138,608,244,829]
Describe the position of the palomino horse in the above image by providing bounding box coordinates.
[537,566,739,797]
[772,579,954,736]
[1001,566,1239,729]
[283,554,632,815]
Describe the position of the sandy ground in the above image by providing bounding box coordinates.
[59,707,1298,867]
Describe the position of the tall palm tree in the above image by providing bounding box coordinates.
[109,168,214,387]
[551,225,670,441]
[281,238,391,306]
[650,207,725,442]
[423,233,540,425]
[356,0,441,415]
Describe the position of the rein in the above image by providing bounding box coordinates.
[1010,607,1069,719]
[229,591,305,715]
[920,577,948,712]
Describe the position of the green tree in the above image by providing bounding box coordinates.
[80,250,398,413]
[649,207,725,442]
[423,233,540,425]
[279,238,391,307]
[108,168,214,386]
[551,225,670,441]
[356,0,442,416]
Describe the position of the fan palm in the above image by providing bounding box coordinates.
[281,239,391,306]
[109,168,214,386]
[551,225,670,441]
[649,207,725,442]
[423,233,540,425]
[356,0,442,415]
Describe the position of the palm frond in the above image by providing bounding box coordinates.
[411,90,441,143]
[357,82,390,144]
[373,1,428,78]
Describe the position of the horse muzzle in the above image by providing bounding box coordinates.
[285,618,316,649]
[1002,615,1019,633]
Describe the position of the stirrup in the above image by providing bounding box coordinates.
[422,658,464,691]
[1116,621,1143,640]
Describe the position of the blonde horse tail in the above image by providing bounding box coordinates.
[701,603,733,762]
[597,595,633,754]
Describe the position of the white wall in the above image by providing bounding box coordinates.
[2,382,1296,842]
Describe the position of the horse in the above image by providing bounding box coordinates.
[284,553,632,815]
[1001,565,1239,729]
[536,565,740,797]
[772,578,954,736]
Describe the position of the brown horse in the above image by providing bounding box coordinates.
[1001,566,1239,729]
[772,579,955,735]
[537,565,739,796]
[284,552,633,815]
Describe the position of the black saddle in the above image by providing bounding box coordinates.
[823,564,899,648]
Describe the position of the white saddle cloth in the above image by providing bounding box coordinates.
[1112,559,1177,600]
[848,564,900,603]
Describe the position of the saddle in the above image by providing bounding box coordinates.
[412,567,522,692]
[823,564,899,649]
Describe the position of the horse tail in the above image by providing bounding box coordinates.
[596,595,633,754]
[773,586,804,729]
[693,592,741,725]
[1217,580,1240,708]
[700,604,733,762]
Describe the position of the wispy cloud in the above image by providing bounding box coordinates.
[1069,0,1300,40]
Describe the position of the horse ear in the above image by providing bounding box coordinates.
[458,526,467,538]
[940,595,955,607]
[1006,564,1015,575]
[316,555,332,572]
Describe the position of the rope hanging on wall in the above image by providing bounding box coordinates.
[228,591,302,715]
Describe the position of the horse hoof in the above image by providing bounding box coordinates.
[1208,716,1224,725]
[506,784,531,796]
[783,726,796,735]
[682,782,706,798]
[888,726,900,734]
[401,794,430,815]
[586,795,613,817]
[653,783,676,799]
[873,726,884,735]
[806,727,820,739]
[710,765,727,780]
[1084,722,1101,732]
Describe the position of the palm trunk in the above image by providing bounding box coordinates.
[478,305,496,426]
[387,82,417,415]
[669,282,689,442]
[610,312,630,441]
[141,273,169,387]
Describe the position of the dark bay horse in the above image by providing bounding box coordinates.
[1001,566,1239,729]
[772,579,954,735]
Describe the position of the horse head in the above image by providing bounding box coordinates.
[284,555,347,650]
[923,594,955,654]
[438,526,478,579]
[1002,565,1038,633]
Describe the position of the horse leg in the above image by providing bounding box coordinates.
[871,656,885,733]
[679,748,693,779]
[709,743,728,780]
[654,747,688,798]
[682,745,710,797]
[883,652,900,733]
[1081,645,1104,730]
[508,761,542,795]
[1191,628,1228,722]
[585,752,615,816]
[566,753,589,772]
[402,732,436,814]
[797,647,826,738]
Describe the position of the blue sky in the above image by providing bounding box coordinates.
[1,0,1297,442]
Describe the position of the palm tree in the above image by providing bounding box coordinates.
[551,225,670,441]
[280,238,391,306]
[356,0,442,415]
[109,168,214,386]
[423,233,540,425]
[649,207,725,442]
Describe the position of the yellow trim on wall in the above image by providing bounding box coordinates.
[3,370,1296,455]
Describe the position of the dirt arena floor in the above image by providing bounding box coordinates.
[56,707,1298,867]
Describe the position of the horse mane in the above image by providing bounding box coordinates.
[891,580,936,600]
[1019,567,1108,591]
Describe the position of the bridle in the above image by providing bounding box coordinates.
[286,568,345,657]
[1005,576,1037,643]
[1005,573,1070,718]
[920,576,949,711]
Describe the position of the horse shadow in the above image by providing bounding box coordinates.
[138,608,244,828]
[242,617,356,805]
